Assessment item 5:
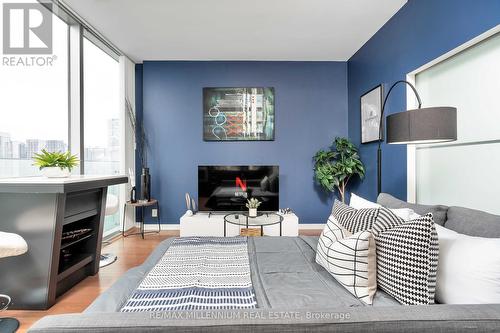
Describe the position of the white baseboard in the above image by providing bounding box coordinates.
[135,223,180,231]
[138,223,324,231]
[298,223,324,229]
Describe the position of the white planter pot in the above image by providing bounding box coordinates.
[41,167,70,178]
[249,208,257,217]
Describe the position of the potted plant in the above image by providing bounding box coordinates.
[313,137,365,203]
[246,198,262,217]
[33,149,79,178]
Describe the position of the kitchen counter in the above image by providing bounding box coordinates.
[0,175,128,193]
[0,175,128,309]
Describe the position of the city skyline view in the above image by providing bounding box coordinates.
[0,118,120,161]
[1,0,120,147]
[0,0,124,245]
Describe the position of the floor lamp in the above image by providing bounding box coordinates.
[377,80,457,195]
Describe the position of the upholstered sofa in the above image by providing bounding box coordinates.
[29,193,500,332]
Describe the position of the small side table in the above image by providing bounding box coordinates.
[122,199,161,239]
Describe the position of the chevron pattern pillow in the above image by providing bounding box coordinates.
[332,200,380,234]
[332,199,356,219]
[375,213,439,305]
[316,226,377,305]
[371,207,406,237]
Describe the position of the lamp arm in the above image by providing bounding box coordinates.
[376,80,422,195]
[378,80,422,146]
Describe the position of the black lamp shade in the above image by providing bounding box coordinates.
[386,106,457,144]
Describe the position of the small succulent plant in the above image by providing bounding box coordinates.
[246,198,262,209]
[33,149,79,171]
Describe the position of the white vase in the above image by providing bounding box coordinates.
[41,167,71,178]
[249,208,257,217]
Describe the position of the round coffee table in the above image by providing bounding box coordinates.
[223,212,283,237]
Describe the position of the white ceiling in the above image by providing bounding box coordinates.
[63,0,406,63]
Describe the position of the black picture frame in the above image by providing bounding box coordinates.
[202,87,275,142]
[360,84,384,144]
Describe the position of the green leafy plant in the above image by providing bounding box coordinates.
[313,137,365,203]
[33,149,79,171]
[246,198,262,209]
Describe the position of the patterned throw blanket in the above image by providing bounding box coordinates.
[120,237,257,312]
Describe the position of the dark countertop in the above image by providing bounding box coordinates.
[0,175,128,193]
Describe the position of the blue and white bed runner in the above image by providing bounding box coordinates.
[120,237,257,312]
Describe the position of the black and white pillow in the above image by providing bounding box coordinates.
[317,215,351,267]
[316,221,377,305]
[332,199,356,220]
[371,207,405,237]
[375,213,439,305]
[332,200,380,234]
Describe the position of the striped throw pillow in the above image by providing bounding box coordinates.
[316,215,352,268]
[316,227,377,305]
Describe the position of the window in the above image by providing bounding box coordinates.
[1,1,131,238]
[83,37,122,235]
[414,32,500,214]
[0,1,69,178]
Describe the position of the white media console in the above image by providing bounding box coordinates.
[180,212,299,237]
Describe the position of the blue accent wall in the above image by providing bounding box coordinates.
[138,61,348,224]
[347,0,500,202]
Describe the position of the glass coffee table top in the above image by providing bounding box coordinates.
[224,212,283,227]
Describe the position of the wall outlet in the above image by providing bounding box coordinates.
[151,209,158,217]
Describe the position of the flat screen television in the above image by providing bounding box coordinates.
[198,165,279,212]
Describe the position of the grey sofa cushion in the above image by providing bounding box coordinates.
[377,193,448,226]
[28,304,500,333]
[445,206,500,238]
[28,236,500,332]
[85,236,398,314]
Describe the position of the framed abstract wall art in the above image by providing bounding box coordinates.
[360,84,383,144]
[203,87,275,141]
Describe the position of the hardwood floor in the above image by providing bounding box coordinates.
[5,229,321,332]
[299,229,323,236]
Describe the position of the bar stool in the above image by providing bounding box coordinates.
[0,231,28,333]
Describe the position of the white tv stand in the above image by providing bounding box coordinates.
[180,212,299,237]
